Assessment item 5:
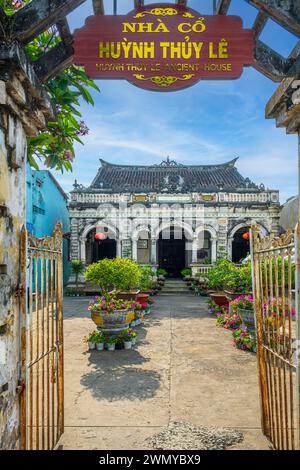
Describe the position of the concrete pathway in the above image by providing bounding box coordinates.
[59,293,270,450]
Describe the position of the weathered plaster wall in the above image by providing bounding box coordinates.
[0,63,52,448]
[0,80,27,449]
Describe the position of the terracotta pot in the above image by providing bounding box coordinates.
[115,290,140,301]
[137,293,150,303]
[210,292,229,308]
[91,309,134,333]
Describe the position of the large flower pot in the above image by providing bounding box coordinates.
[210,292,229,308]
[238,308,255,333]
[91,309,135,333]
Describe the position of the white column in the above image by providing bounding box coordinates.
[192,238,198,263]
[80,237,86,263]
[212,238,217,262]
[227,237,233,261]
[151,239,157,264]
[132,238,138,261]
[116,239,121,257]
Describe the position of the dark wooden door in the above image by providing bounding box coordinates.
[158,237,186,277]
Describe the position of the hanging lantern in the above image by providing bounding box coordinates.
[242,232,250,240]
[95,232,107,241]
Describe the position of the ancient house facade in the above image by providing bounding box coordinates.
[69,157,280,276]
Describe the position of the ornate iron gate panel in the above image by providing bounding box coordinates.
[251,226,299,450]
[20,224,64,450]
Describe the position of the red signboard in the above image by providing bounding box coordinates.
[74,3,254,92]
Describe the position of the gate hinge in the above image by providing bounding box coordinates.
[15,284,25,298]
[16,380,25,395]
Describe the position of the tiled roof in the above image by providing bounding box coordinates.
[88,157,258,193]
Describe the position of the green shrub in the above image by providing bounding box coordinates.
[205,259,235,291]
[181,268,192,277]
[85,258,142,292]
[157,268,168,277]
[139,264,155,290]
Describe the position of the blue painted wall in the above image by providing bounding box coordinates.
[26,163,71,285]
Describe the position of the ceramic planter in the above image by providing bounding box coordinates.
[210,292,229,308]
[96,343,104,351]
[238,308,255,332]
[107,343,116,351]
[132,337,136,345]
[124,341,132,350]
[88,342,96,350]
[91,309,134,333]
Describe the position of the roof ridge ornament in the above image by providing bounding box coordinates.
[155,156,183,167]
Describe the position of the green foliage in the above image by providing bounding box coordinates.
[1,3,100,171]
[85,258,142,292]
[84,330,99,344]
[261,258,295,289]
[181,268,192,277]
[71,259,85,276]
[206,259,253,293]
[205,259,235,291]
[139,264,154,290]
[157,268,168,277]
[224,262,252,293]
[71,259,85,292]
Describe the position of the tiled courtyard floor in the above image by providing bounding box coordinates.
[59,293,270,450]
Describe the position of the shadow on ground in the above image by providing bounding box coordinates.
[80,326,161,402]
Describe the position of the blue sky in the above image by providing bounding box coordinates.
[52,0,299,203]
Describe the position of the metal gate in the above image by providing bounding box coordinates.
[20,223,64,450]
[251,226,299,450]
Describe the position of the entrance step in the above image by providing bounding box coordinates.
[161,280,192,295]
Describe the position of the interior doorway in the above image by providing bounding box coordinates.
[232,227,250,263]
[158,226,186,277]
[86,228,117,264]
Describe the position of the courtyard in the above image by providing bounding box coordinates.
[59,292,269,450]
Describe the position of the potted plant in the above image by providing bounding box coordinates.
[206,259,234,307]
[106,334,117,351]
[157,268,167,281]
[95,330,105,351]
[88,294,135,333]
[85,258,142,300]
[224,263,252,300]
[231,294,255,333]
[181,267,192,281]
[232,328,256,353]
[121,328,134,350]
[131,330,138,345]
[85,330,99,350]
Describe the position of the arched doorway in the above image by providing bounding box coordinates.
[232,227,250,263]
[158,226,186,277]
[197,231,212,263]
[86,228,116,264]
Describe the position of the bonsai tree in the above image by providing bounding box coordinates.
[85,258,142,293]
[85,258,116,292]
[71,260,85,294]
[113,258,142,291]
